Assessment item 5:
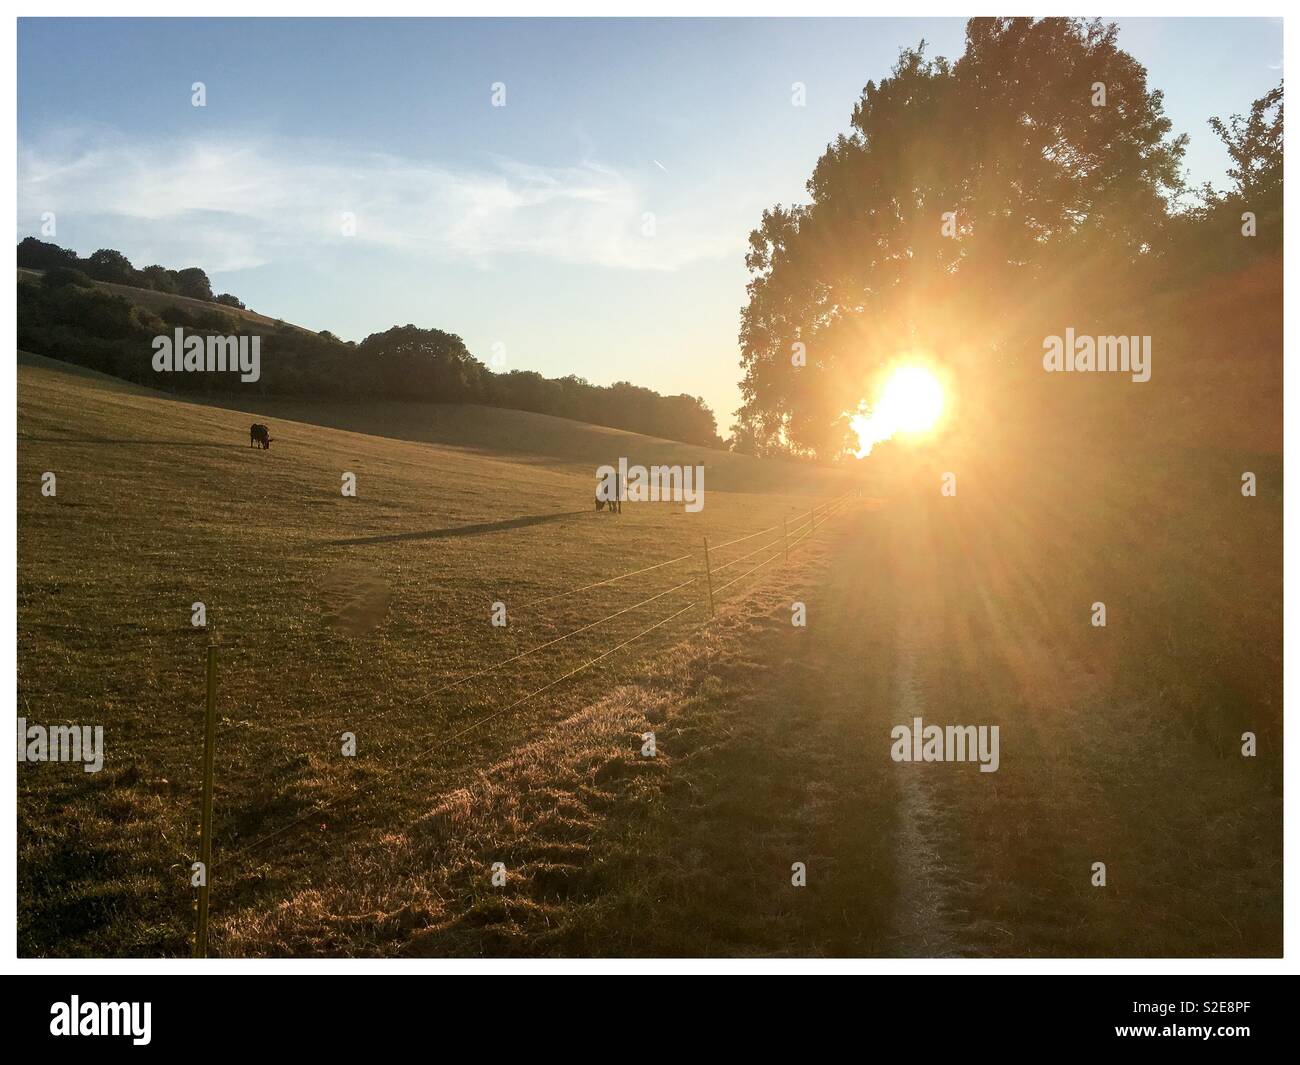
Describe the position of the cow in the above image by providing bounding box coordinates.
[249,423,272,450]
[595,468,622,513]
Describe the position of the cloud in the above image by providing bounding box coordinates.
[17,132,740,274]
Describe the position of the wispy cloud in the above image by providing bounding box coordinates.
[18,132,739,273]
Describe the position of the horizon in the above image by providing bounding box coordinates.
[17,16,1282,433]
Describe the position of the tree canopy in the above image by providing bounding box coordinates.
[735,17,1195,459]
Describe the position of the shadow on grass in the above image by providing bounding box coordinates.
[323,509,592,546]
[19,435,249,448]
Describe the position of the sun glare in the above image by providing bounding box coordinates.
[849,364,945,458]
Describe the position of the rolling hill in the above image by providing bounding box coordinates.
[17,349,854,955]
[18,266,310,335]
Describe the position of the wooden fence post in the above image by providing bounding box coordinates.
[703,537,716,618]
[195,645,217,958]
[782,516,789,562]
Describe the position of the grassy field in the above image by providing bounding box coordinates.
[17,351,850,956]
[18,339,1281,958]
[201,448,1284,959]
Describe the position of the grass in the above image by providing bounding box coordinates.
[214,460,1281,958]
[18,332,1281,957]
[17,350,848,956]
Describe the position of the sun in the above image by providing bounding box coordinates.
[848,364,945,457]
[878,365,944,433]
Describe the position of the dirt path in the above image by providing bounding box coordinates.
[885,626,962,955]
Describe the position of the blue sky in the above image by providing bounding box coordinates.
[17,17,1283,433]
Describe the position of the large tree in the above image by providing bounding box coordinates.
[358,324,486,401]
[736,17,1187,458]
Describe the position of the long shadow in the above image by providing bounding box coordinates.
[323,509,590,547]
[19,436,250,449]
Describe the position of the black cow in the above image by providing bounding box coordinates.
[249,423,272,450]
[595,469,622,513]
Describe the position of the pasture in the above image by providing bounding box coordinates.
[17,345,1281,958]
[17,351,850,956]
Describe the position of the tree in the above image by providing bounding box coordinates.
[1210,83,1283,206]
[174,267,214,301]
[140,265,179,294]
[17,236,79,271]
[41,266,95,290]
[358,324,485,402]
[1200,82,1283,256]
[736,17,1188,458]
[85,248,137,285]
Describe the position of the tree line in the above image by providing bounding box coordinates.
[16,243,724,449]
[18,237,245,308]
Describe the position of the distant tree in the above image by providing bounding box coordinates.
[160,303,238,332]
[173,267,214,302]
[41,266,95,290]
[495,369,553,413]
[214,293,246,309]
[17,236,79,271]
[359,324,485,401]
[140,265,179,294]
[84,248,138,285]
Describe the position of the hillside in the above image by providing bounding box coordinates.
[17,335,1282,958]
[17,266,308,335]
[17,350,852,955]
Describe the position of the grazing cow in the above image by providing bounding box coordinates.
[595,468,622,513]
[249,423,272,450]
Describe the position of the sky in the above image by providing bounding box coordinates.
[17,17,1283,435]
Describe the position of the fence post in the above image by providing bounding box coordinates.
[703,537,716,618]
[782,516,789,562]
[810,506,816,535]
[195,645,217,958]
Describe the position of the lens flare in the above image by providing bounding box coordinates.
[849,365,945,458]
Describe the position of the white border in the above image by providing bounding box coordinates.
[4,4,1294,976]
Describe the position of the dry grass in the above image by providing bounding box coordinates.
[17,351,847,957]
[219,459,1282,957]
[18,344,1280,958]
[217,525,899,958]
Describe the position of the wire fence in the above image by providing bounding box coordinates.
[405,504,822,626]
[198,491,858,930]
